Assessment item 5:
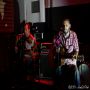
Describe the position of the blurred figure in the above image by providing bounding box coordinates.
[15,23,38,80]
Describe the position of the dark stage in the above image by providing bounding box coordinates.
[0,1,90,89]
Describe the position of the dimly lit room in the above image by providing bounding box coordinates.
[0,0,90,89]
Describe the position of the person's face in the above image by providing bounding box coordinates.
[24,24,30,37]
[63,20,71,33]
[24,29,30,38]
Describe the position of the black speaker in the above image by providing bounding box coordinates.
[38,43,54,79]
[39,53,53,79]
[32,22,46,33]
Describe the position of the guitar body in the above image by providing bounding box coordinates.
[56,46,77,66]
[60,47,66,56]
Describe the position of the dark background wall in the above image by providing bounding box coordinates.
[0,0,19,73]
[45,3,90,44]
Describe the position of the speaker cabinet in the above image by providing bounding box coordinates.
[38,42,54,79]
[39,53,52,78]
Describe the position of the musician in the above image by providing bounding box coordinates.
[15,22,37,79]
[53,19,80,87]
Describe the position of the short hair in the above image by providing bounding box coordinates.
[24,23,31,29]
[63,18,71,24]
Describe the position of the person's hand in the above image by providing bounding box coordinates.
[72,54,78,61]
[72,51,78,60]
[72,54,77,59]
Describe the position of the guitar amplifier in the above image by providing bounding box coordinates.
[39,42,53,79]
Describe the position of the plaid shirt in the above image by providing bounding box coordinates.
[54,30,79,65]
[54,30,79,53]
